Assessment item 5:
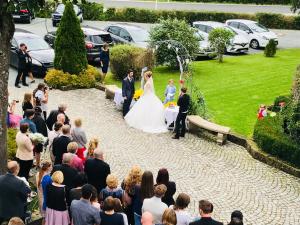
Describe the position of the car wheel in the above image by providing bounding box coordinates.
[250,39,259,49]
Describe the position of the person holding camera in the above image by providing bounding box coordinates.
[34,83,49,120]
[22,45,36,84]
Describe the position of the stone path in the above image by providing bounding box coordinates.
[8,70,300,225]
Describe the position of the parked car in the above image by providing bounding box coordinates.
[52,3,83,27]
[10,31,54,77]
[225,19,278,49]
[193,21,249,54]
[104,24,150,48]
[12,0,35,23]
[44,27,113,63]
[195,32,216,58]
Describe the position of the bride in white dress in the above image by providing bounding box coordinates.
[125,71,168,133]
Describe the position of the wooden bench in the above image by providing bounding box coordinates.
[187,115,231,145]
[105,85,119,99]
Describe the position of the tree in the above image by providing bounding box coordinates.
[264,39,277,57]
[208,28,234,63]
[54,2,87,75]
[291,0,300,13]
[149,18,199,69]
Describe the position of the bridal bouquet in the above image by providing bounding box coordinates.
[133,89,144,101]
[28,133,48,145]
[164,102,177,108]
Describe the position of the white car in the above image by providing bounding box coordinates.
[193,21,249,54]
[195,32,216,58]
[225,19,278,49]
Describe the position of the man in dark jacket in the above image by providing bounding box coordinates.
[52,124,72,165]
[14,43,29,88]
[84,148,110,193]
[173,87,190,139]
[46,104,70,130]
[0,161,31,223]
[122,69,135,117]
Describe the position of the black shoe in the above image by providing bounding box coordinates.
[15,84,21,88]
[172,136,179,139]
[31,80,36,83]
[22,83,29,86]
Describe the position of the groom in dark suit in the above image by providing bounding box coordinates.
[122,69,135,117]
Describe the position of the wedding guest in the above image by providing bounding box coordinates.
[257,104,267,120]
[71,118,87,162]
[141,212,154,225]
[46,104,70,130]
[162,208,177,225]
[14,43,28,88]
[67,142,84,172]
[189,200,223,225]
[52,125,72,165]
[228,210,243,225]
[171,193,193,225]
[7,99,22,128]
[48,122,63,162]
[57,113,66,125]
[91,186,101,210]
[20,109,37,133]
[100,174,124,203]
[69,173,88,204]
[8,217,25,225]
[34,83,49,120]
[86,138,99,159]
[22,93,34,118]
[133,171,154,225]
[100,43,110,81]
[142,184,168,224]
[114,198,129,225]
[16,123,34,180]
[70,184,101,225]
[84,148,111,193]
[23,45,35,84]
[100,196,124,225]
[41,164,53,222]
[45,171,70,225]
[164,79,176,104]
[156,168,176,206]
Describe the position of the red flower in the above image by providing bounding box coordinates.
[179,80,184,84]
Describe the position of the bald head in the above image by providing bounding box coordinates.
[62,153,74,164]
[7,161,19,175]
[57,113,66,125]
[93,148,104,160]
[141,212,153,225]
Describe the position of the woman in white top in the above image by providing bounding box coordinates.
[34,83,49,120]
[47,122,63,162]
[170,193,193,225]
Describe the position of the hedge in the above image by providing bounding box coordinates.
[168,0,290,5]
[253,116,300,168]
[7,128,17,160]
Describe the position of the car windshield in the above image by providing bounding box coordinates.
[129,29,149,42]
[224,26,237,35]
[56,4,79,14]
[248,23,269,33]
[18,37,51,51]
[90,34,113,44]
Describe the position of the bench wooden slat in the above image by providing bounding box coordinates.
[105,85,119,99]
[187,115,230,134]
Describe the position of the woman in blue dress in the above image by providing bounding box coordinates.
[100,43,110,81]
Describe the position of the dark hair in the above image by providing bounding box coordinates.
[34,106,42,114]
[127,69,133,74]
[20,43,26,47]
[38,162,52,187]
[25,109,35,118]
[103,196,115,211]
[156,168,169,185]
[90,185,98,202]
[81,184,94,199]
[54,122,63,132]
[140,171,154,201]
[228,210,243,225]
[103,42,109,49]
[37,83,46,90]
[174,193,190,210]
[181,87,187,93]
[113,198,123,212]
[199,200,213,214]
[20,123,29,133]
[75,172,87,187]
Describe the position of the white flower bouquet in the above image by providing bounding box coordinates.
[28,133,48,145]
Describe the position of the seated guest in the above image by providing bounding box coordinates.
[69,173,88,204]
[141,212,154,225]
[52,125,72,165]
[48,122,63,163]
[0,161,31,224]
[8,217,25,225]
[171,193,193,225]
[114,198,129,225]
[46,104,70,130]
[162,208,177,225]
[71,118,87,161]
[156,168,176,206]
[99,174,124,204]
[142,184,168,224]
[20,109,36,133]
[164,79,176,104]
[189,200,223,225]
[67,142,84,172]
[70,184,101,225]
[100,196,124,225]
[45,171,69,225]
[228,210,243,225]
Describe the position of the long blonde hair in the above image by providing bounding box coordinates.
[124,165,143,193]
[87,138,99,157]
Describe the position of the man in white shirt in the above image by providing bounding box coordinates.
[142,184,168,224]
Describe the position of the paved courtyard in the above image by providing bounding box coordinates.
[8,69,300,225]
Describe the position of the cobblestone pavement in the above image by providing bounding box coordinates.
[8,70,300,225]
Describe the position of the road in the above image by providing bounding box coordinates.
[95,0,297,15]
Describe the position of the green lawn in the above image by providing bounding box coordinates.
[105,49,300,136]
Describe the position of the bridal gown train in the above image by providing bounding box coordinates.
[125,77,168,133]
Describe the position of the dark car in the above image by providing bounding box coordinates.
[104,24,149,48]
[12,0,35,23]
[52,3,83,27]
[44,27,113,63]
[10,31,54,77]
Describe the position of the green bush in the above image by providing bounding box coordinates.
[45,65,101,89]
[264,39,277,57]
[36,1,56,18]
[253,116,300,168]
[54,2,88,75]
[271,95,291,112]
[188,86,209,119]
[110,44,155,80]
[171,0,290,4]
[7,128,17,160]
[80,2,104,20]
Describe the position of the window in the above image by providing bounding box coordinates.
[228,21,239,28]
[119,29,132,41]
[206,26,214,33]
[194,24,207,33]
[238,23,250,32]
[108,26,120,36]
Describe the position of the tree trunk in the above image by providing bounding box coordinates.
[0,0,15,174]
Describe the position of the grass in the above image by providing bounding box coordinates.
[105,49,300,136]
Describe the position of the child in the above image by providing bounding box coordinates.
[164,79,176,104]
[257,104,267,119]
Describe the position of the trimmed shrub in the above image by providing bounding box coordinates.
[7,128,17,160]
[81,2,104,20]
[271,95,291,112]
[109,44,155,80]
[264,39,277,57]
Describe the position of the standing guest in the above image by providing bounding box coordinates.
[45,171,70,225]
[23,45,36,84]
[22,93,33,118]
[162,208,177,225]
[164,79,176,104]
[122,69,135,117]
[189,200,223,225]
[14,43,29,88]
[52,125,72,165]
[56,113,66,125]
[141,212,154,225]
[70,184,101,225]
[46,104,70,130]
[69,173,88,204]
[156,168,176,206]
[228,211,243,225]
[20,109,37,133]
[173,87,190,139]
[8,217,25,225]
[257,104,267,120]
[7,99,22,128]
[16,123,34,180]
[71,118,87,161]
[67,142,84,172]
[84,148,111,193]
[100,196,124,225]
[91,186,101,210]
[41,163,53,223]
[34,83,49,120]
[114,198,129,225]
[86,138,99,159]
[100,43,110,81]
[171,193,193,225]
[48,122,63,162]
[0,161,31,224]
[132,171,154,225]
[142,184,168,224]
[99,174,124,203]
[35,162,52,218]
